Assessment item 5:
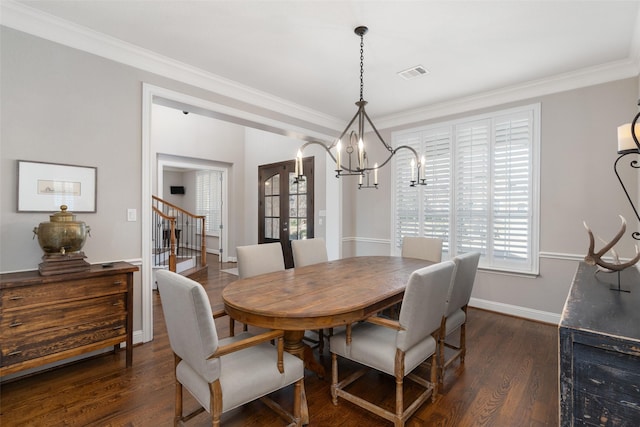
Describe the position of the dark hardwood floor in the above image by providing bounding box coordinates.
[0,258,559,426]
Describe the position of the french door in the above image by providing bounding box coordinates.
[258,157,314,268]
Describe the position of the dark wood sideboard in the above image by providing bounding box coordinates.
[0,262,137,377]
[559,262,640,426]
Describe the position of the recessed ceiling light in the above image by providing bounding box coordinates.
[397,65,430,80]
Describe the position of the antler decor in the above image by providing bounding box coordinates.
[584,215,640,271]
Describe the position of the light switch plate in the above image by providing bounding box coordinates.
[127,208,137,222]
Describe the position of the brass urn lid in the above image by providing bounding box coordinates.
[49,205,77,222]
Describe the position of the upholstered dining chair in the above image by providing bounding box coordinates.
[233,242,286,334]
[236,242,285,279]
[401,236,443,262]
[156,270,303,427]
[330,261,457,427]
[291,238,328,267]
[439,251,480,387]
[383,236,444,320]
[290,238,329,354]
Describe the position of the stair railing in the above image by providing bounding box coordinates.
[152,195,207,273]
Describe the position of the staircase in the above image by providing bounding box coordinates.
[152,196,208,283]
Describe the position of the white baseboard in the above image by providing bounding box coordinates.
[133,330,144,345]
[469,297,561,325]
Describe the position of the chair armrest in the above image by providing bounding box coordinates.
[210,329,284,358]
[211,307,228,319]
[366,316,403,330]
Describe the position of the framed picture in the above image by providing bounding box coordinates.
[17,160,97,212]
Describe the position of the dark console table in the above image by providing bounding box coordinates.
[559,262,640,426]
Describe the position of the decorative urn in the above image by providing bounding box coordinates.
[33,205,91,254]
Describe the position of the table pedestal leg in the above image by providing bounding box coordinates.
[284,330,326,425]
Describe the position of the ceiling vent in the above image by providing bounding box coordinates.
[397,65,429,80]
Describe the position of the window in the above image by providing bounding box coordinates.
[196,170,223,236]
[392,104,540,274]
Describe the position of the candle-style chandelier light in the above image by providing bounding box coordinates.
[295,25,425,189]
[615,99,640,240]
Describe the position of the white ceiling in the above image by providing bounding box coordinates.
[7,0,640,124]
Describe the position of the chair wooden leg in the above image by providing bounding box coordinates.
[317,329,324,355]
[460,322,467,363]
[438,334,445,388]
[229,317,235,337]
[175,380,182,427]
[293,379,302,427]
[430,354,438,402]
[174,354,182,427]
[395,375,404,427]
[438,317,446,388]
[331,353,338,405]
[211,380,223,427]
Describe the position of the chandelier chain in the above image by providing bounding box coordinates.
[359,32,364,102]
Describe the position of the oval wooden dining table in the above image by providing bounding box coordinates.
[222,255,433,424]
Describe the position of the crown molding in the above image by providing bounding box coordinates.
[0,0,344,132]
[2,0,639,134]
[376,58,640,130]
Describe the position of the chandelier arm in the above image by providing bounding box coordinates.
[614,152,640,241]
[361,108,394,153]
[633,101,640,151]
[336,104,366,145]
[364,145,419,171]
[299,140,337,162]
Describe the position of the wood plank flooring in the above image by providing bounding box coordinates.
[0,259,559,426]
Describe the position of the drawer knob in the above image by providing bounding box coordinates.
[9,296,24,301]
[9,321,23,328]
[7,350,22,357]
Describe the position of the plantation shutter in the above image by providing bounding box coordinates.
[422,129,452,254]
[196,170,222,236]
[392,104,538,274]
[492,111,533,270]
[454,120,490,256]
[393,132,421,249]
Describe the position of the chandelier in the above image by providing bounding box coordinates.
[615,99,640,240]
[295,26,425,189]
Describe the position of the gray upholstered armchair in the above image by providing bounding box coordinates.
[236,242,285,279]
[156,270,304,426]
[291,238,329,354]
[329,261,456,427]
[401,236,443,262]
[439,251,480,386]
[291,238,328,267]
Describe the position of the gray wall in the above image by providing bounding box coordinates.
[0,27,328,337]
[342,78,640,320]
[1,24,638,335]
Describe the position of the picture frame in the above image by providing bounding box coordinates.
[17,160,97,212]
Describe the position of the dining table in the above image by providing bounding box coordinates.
[222,255,434,424]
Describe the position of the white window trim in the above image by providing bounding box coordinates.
[391,103,540,275]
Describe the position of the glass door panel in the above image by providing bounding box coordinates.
[259,157,314,268]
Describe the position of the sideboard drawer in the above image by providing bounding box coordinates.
[1,294,126,337]
[1,274,128,311]
[1,313,128,367]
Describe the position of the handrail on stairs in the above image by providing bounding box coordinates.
[152,195,207,273]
